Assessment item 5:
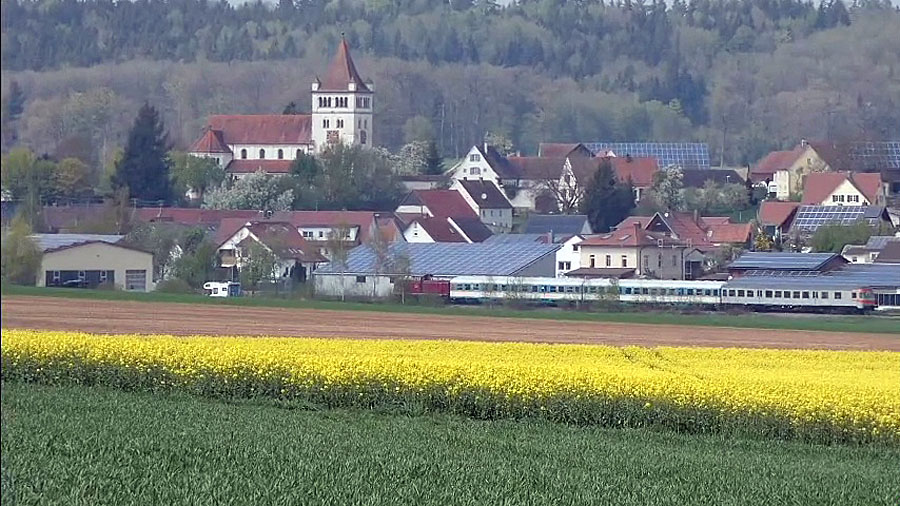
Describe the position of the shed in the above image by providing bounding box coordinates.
[35,239,154,291]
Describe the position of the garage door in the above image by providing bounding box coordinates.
[125,270,147,291]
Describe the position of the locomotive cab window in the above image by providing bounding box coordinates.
[851,292,857,299]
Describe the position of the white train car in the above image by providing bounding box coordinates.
[719,282,876,312]
[616,279,724,306]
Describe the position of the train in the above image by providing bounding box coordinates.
[405,275,878,313]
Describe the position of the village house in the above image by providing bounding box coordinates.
[800,171,885,206]
[450,179,514,232]
[216,221,328,283]
[841,235,900,264]
[757,201,801,241]
[395,189,493,243]
[189,37,374,177]
[32,234,154,291]
[483,233,584,277]
[577,223,693,280]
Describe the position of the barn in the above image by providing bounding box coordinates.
[33,234,154,292]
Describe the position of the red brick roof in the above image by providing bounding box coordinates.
[190,129,231,154]
[581,222,684,247]
[538,143,592,158]
[607,156,659,188]
[751,146,804,181]
[206,115,312,145]
[137,208,263,226]
[801,171,883,205]
[708,222,753,244]
[757,201,800,227]
[506,157,566,180]
[408,217,468,242]
[401,190,477,218]
[245,222,327,263]
[227,159,293,174]
[318,37,370,93]
[614,212,750,247]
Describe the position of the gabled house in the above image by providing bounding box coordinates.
[801,171,885,206]
[395,189,492,243]
[537,143,593,158]
[841,235,900,264]
[616,212,753,250]
[578,222,692,279]
[216,221,328,283]
[523,214,593,236]
[757,201,800,240]
[396,189,478,219]
[450,179,514,232]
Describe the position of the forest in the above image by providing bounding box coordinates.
[1,0,899,169]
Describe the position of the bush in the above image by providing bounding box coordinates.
[1,218,42,285]
[155,278,195,294]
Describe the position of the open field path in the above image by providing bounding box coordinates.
[3,296,898,350]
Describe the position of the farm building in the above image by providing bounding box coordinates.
[726,252,847,278]
[313,242,560,298]
[33,234,154,291]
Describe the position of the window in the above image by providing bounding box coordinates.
[337,119,344,128]
[572,244,579,251]
[793,291,801,298]
[851,292,857,299]
[746,291,754,298]
[657,254,662,268]
[849,194,859,202]
[765,290,773,298]
[589,255,596,268]
[821,292,829,299]
[728,290,736,297]
[240,149,247,159]
[277,149,284,160]
[296,149,302,158]
[737,290,745,297]
[303,231,313,238]
[318,231,324,238]
[784,291,791,299]
[621,256,627,267]
[605,255,611,267]
[470,167,481,175]
[672,255,677,267]
[774,290,782,298]
[99,271,108,282]
[323,119,330,128]
[360,130,367,145]
[52,270,60,282]
[259,149,266,159]
[469,154,481,162]
[834,292,842,299]
[355,276,367,283]
[558,261,571,271]
[641,288,649,295]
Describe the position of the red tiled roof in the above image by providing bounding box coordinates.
[457,180,512,209]
[581,223,684,247]
[190,129,231,154]
[136,208,262,227]
[801,171,883,205]
[608,156,659,187]
[408,217,468,242]
[538,143,592,158]
[206,115,312,145]
[401,190,477,218]
[318,37,370,93]
[757,201,800,227]
[227,159,293,174]
[752,147,804,180]
[506,157,566,180]
[708,222,753,244]
[246,221,327,263]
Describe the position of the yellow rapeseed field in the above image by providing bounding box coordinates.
[2,329,898,444]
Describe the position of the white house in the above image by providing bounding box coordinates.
[801,171,885,207]
[190,37,373,176]
[216,221,328,283]
[450,179,514,232]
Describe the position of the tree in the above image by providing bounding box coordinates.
[0,217,42,285]
[114,103,171,203]
[1,148,55,201]
[123,222,184,281]
[648,168,684,211]
[239,241,277,295]
[7,80,25,121]
[170,152,225,201]
[55,157,94,198]
[325,222,353,302]
[170,238,220,288]
[402,115,435,143]
[392,251,412,304]
[202,171,293,211]
[423,140,442,175]
[484,131,514,156]
[754,231,774,251]
[368,226,393,298]
[282,101,302,114]
[811,222,876,253]
[579,159,635,232]
[395,141,429,175]
[536,163,581,214]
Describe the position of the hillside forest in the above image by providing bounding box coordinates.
[1,0,899,174]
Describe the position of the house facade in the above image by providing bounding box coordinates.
[801,171,885,207]
[190,37,373,177]
[579,223,690,280]
[450,179,514,232]
[216,221,328,283]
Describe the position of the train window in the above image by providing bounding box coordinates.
[812,291,818,299]
[549,286,557,293]
[756,290,763,297]
[686,289,694,296]
[565,286,574,293]
[834,292,841,299]
[821,292,828,299]
[792,291,801,298]
[746,291,753,298]
[531,285,539,293]
[851,292,857,299]
[704,289,711,296]
[737,290,745,297]
[765,290,773,298]
[802,291,810,299]
[624,287,632,295]
[727,290,734,297]
[774,291,782,298]
[784,291,791,299]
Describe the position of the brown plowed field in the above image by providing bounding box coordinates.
[2,296,898,350]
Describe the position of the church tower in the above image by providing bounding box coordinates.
[311,37,374,152]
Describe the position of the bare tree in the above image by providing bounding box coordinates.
[535,159,584,213]
[368,225,392,299]
[325,222,353,302]
[392,251,412,304]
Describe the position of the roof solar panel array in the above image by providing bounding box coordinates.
[792,206,885,231]
[584,142,710,170]
[30,233,124,252]
[847,141,900,170]
[725,263,900,290]
[728,252,839,271]
[316,242,561,277]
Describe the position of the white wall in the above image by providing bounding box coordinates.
[228,144,311,161]
[822,179,871,206]
[403,221,436,243]
[555,236,583,276]
[39,243,154,291]
[447,147,501,184]
[314,273,394,298]
[311,89,373,151]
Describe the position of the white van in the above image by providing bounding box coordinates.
[203,281,242,297]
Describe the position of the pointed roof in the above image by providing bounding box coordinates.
[207,115,312,145]
[319,37,370,93]
[189,129,231,154]
[801,171,883,205]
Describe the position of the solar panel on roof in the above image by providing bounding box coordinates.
[847,141,900,170]
[584,142,710,170]
[792,206,883,232]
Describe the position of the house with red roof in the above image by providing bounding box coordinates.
[216,221,328,284]
[189,37,373,177]
[394,189,493,243]
[801,171,885,207]
[757,201,801,240]
[578,222,693,279]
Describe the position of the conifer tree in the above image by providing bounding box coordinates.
[114,103,171,203]
[580,159,635,233]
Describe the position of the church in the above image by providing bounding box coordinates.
[189,37,374,176]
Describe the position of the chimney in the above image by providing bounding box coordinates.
[693,209,700,224]
[632,222,641,236]
[801,138,808,148]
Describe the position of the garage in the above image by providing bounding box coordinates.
[33,234,154,292]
